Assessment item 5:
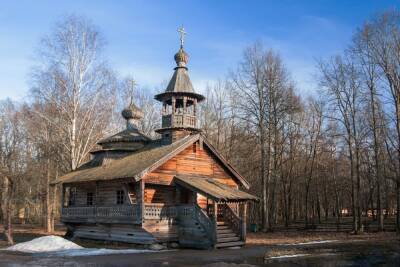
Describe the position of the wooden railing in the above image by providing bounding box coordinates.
[220,203,242,238]
[161,114,197,128]
[61,205,140,224]
[177,204,215,246]
[194,205,215,244]
[144,203,178,220]
[62,206,96,217]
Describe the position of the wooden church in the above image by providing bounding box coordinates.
[55,30,258,249]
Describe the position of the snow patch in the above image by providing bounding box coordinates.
[5,235,164,256]
[268,254,310,259]
[52,248,155,257]
[6,235,83,253]
[278,240,338,246]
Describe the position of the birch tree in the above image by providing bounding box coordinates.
[31,15,118,171]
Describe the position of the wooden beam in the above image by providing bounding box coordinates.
[61,184,65,208]
[212,202,218,248]
[240,202,247,241]
[140,180,145,223]
[172,96,176,115]
[183,96,187,114]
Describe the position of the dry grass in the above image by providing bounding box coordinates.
[247,231,398,246]
[1,224,398,250]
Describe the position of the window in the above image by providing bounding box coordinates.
[87,192,94,206]
[116,190,124,205]
[68,187,76,206]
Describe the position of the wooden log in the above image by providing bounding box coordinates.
[140,180,145,223]
[212,202,218,248]
[240,202,247,241]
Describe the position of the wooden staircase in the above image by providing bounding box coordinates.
[215,221,244,248]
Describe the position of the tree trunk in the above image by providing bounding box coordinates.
[260,128,269,231]
[2,177,14,245]
[348,139,358,234]
[45,159,53,233]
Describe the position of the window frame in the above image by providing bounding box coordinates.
[86,192,94,206]
[116,190,125,205]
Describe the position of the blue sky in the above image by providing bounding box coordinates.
[0,0,398,100]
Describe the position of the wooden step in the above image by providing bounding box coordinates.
[217,236,240,243]
[217,229,234,234]
[217,221,227,226]
[217,233,237,238]
[216,241,245,248]
[217,225,230,230]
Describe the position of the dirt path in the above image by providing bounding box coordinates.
[1,238,399,267]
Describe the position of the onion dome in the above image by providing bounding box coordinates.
[121,103,144,131]
[174,47,189,67]
[122,103,144,121]
[97,102,151,149]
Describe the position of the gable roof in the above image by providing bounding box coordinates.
[54,134,250,189]
[54,135,198,184]
[98,128,152,145]
[174,175,258,202]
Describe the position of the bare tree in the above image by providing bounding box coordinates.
[31,15,118,172]
[356,11,400,232]
[230,43,271,231]
[319,56,363,233]
[0,100,26,244]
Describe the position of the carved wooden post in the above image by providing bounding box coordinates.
[61,184,65,219]
[172,97,176,114]
[213,202,218,248]
[240,202,247,241]
[140,180,145,223]
[162,101,166,115]
[183,96,187,114]
[95,182,99,218]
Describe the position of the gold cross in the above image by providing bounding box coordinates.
[178,26,187,48]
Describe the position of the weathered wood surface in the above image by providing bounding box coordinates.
[220,203,242,239]
[143,220,179,242]
[144,185,176,204]
[144,142,239,188]
[177,204,214,249]
[73,224,156,244]
[61,205,141,224]
[67,180,134,206]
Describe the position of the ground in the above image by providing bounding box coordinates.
[0,225,399,266]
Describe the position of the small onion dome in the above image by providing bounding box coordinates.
[121,103,144,121]
[174,47,189,67]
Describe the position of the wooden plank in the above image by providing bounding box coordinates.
[241,202,247,241]
[143,142,240,191]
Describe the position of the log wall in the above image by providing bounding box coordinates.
[144,141,238,188]
[67,181,136,206]
[72,224,156,244]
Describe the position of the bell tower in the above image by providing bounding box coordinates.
[155,27,205,144]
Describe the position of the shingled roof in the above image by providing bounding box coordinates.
[54,134,199,184]
[154,67,205,102]
[174,175,258,202]
[54,133,250,189]
[97,128,151,144]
